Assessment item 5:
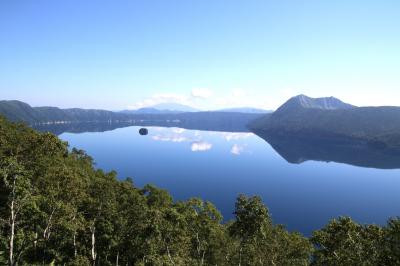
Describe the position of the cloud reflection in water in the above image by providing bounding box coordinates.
[150,127,252,154]
[191,141,213,152]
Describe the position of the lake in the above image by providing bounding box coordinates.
[54,124,400,236]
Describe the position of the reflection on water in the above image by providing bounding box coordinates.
[148,127,250,154]
[36,122,400,169]
[33,121,137,135]
[253,131,400,169]
[191,141,213,152]
[33,113,255,135]
[39,123,400,235]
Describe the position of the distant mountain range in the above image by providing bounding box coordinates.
[120,107,184,114]
[216,107,272,114]
[120,103,199,114]
[120,103,271,114]
[151,103,199,112]
[250,95,400,149]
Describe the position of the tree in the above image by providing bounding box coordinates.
[229,195,311,266]
[0,157,36,266]
[311,217,384,266]
[381,218,400,265]
[139,185,192,265]
[82,170,118,266]
[179,198,227,265]
[229,194,273,265]
[111,178,148,265]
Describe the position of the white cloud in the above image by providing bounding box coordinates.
[222,132,253,141]
[231,144,245,155]
[172,128,185,134]
[191,141,212,152]
[191,88,214,99]
[152,135,189,142]
[126,87,291,111]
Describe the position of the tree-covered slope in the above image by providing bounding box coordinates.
[250,95,400,148]
[0,100,131,124]
[0,100,41,123]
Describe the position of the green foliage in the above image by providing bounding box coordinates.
[228,195,312,265]
[382,218,400,265]
[310,217,400,266]
[0,116,398,265]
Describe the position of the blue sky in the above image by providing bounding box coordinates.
[0,0,399,110]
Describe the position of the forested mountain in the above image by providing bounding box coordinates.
[276,94,355,112]
[0,100,131,124]
[1,116,400,265]
[250,95,400,148]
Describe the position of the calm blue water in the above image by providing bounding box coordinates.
[59,126,400,235]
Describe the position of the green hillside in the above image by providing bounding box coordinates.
[250,95,400,148]
[0,100,130,124]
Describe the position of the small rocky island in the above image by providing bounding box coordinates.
[139,127,148,135]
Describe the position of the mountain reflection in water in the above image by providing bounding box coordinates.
[253,131,400,169]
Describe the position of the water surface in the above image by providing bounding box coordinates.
[58,125,400,235]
